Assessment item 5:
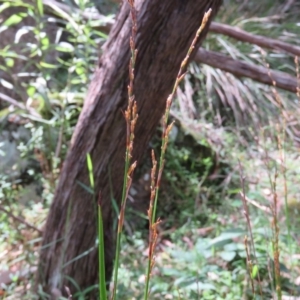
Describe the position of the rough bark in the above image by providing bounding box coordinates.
[37,0,222,298]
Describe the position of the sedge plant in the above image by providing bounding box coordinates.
[257,52,296,299]
[143,8,213,300]
[111,0,138,299]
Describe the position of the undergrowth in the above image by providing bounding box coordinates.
[0,0,300,299]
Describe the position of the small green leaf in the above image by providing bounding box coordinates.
[208,229,245,249]
[70,78,84,85]
[220,251,236,262]
[0,107,9,118]
[75,66,85,76]
[27,86,36,97]
[5,58,14,67]
[3,14,23,27]
[39,61,57,69]
[9,273,19,283]
[56,42,74,53]
[251,264,258,279]
[86,153,94,189]
[41,36,49,48]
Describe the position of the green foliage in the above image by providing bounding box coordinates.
[0,0,106,297]
[1,0,300,299]
[86,153,107,300]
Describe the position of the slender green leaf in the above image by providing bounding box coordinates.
[3,14,23,27]
[39,61,57,69]
[98,204,107,300]
[36,0,44,16]
[86,153,94,189]
[0,3,11,14]
[76,180,94,195]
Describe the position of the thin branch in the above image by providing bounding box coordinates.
[239,192,271,214]
[0,205,43,234]
[195,48,298,93]
[0,92,41,118]
[210,21,300,57]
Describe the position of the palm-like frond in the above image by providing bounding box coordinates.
[174,0,300,146]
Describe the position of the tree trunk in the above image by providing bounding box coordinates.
[36,0,222,298]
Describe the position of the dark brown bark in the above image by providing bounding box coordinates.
[37,0,222,298]
[195,49,299,93]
